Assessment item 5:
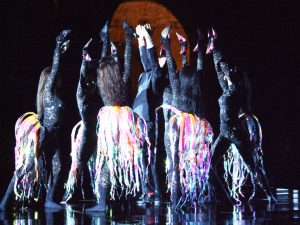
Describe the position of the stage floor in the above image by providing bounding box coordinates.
[0,188,299,224]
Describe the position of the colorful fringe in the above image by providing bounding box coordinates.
[156,105,214,204]
[14,112,42,201]
[95,106,150,201]
[64,121,83,201]
[64,121,97,201]
[223,114,264,202]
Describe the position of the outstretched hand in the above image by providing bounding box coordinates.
[99,21,109,42]
[123,20,138,38]
[56,29,71,53]
[135,25,144,38]
[161,25,171,39]
[175,32,187,54]
[82,38,93,61]
[56,29,71,44]
[110,41,117,55]
[143,23,153,36]
[206,28,217,54]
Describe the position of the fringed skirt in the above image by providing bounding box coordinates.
[223,114,264,203]
[14,112,44,202]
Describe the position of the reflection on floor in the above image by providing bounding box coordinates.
[0,188,300,224]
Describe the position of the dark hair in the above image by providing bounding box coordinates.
[178,65,201,115]
[36,67,51,120]
[97,56,125,105]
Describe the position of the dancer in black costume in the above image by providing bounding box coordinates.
[41,30,71,208]
[62,36,104,203]
[160,26,212,207]
[133,24,162,205]
[207,28,276,203]
[0,30,71,210]
[86,20,138,212]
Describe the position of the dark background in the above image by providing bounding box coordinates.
[0,0,299,197]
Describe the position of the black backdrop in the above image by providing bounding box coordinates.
[0,0,299,197]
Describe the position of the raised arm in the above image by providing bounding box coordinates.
[176,32,188,67]
[100,21,110,59]
[193,29,205,72]
[141,24,163,95]
[122,20,135,90]
[77,38,93,103]
[45,30,71,96]
[206,28,228,92]
[136,24,151,71]
[110,41,119,63]
[161,26,180,97]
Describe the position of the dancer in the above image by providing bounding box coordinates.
[0,30,70,210]
[86,21,150,212]
[207,28,276,204]
[160,26,213,208]
[63,21,132,204]
[133,24,162,205]
[40,30,71,208]
[62,35,103,203]
[223,73,273,203]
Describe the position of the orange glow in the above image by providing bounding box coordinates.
[111,0,190,91]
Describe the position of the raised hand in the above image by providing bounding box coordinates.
[161,25,171,39]
[82,38,93,61]
[135,25,144,39]
[206,28,217,54]
[144,23,153,36]
[110,41,117,55]
[123,20,138,38]
[56,29,71,53]
[175,32,187,54]
[193,28,205,52]
[141,25,154,48]
[99,21,109,42]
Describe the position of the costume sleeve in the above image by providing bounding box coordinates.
[123,31,133,96]
[213,44,228,92]
[146,47,162,95]
[161,37,180,97]
[139,46,151,71]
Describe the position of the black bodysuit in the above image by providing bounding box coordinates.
[74,55,102,198]
[209,44,274,202]
[40,40,65,203]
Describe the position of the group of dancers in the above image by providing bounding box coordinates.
[0,20,276,212]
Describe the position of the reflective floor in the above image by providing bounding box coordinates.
[1,188,300,224]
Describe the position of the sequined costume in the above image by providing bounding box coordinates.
[209,37,275,203]
[0,113,44,210]
[160,29,213,207]
[39,30,70,206]
[0,30,70,210]
[63,38,103,202]
[86,21,147,212]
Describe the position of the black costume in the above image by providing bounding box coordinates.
[63,37,103,202]
[40,30,71,207]
[133,45,162,202]
[86,21,136,212]
[161,31,186,206]
[209,39,275,203]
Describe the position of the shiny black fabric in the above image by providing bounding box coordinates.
[40,42,65,202]
[210,44,274,201]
